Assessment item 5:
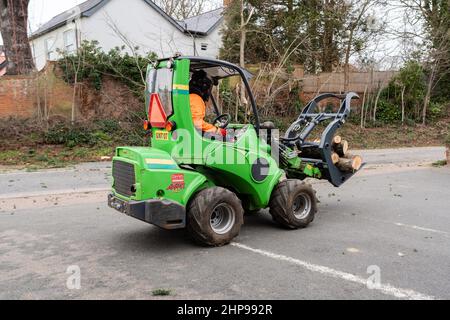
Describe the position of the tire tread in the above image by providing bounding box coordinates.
[269,180,318,229]
[187,187,244,246]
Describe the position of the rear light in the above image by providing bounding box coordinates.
[165,121,176,132]
[143,120,150,131]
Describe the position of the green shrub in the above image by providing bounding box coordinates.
[378,61,427,123]
[58,41,157,97]
[376,100,401,124]
[428,102,446,122]
[405,118,417,127]
[287,85,303,116]
[94,119,121,134]
[44,123,99,148]
[122,132,145,146]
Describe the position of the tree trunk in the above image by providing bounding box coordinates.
[239,0,248,121]
[239,0,246,70]
[401,85,406,126]
[344,0,370,92]
[71,71,78,125]
[344,28,354,92]
[361,84,368,129]
[423,64,436,126]
[373,84,383,122]
[322,0,336,73]
[0,0,35,75]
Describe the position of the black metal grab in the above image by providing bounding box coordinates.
[281,92,361,187]
[283,92,359,146]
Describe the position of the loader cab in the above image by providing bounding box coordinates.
[145,56,266,164]
[186,57,260,131]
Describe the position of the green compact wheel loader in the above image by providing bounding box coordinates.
[108,55,363,246]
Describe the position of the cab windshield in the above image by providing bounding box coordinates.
[147,67,173,118]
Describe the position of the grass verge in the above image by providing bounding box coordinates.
[432,160,448,167]
[0,119,448,170]
[0,145,116,170]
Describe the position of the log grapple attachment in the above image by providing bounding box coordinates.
[278,92,363,187]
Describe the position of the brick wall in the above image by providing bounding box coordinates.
[0,63,142,121]
[0,75,37,118]
[0,63,76,119]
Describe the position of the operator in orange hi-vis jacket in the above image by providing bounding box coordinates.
[189,70,226,137]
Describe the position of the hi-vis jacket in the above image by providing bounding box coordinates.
[189,93,217,133]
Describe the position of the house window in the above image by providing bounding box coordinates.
[45,38,56,61]
[63,29,76,53]
[201,43,208,51]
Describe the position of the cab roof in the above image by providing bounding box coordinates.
[165,56,254,81]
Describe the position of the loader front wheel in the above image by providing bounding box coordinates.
[269,180,317,229]
[187,187,244,247]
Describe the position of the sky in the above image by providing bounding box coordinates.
[0,0,82,45]
[28,0,84,31]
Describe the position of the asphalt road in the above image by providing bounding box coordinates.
[0,147,449,300]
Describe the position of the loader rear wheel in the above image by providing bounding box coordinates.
[269,180,317,229]
[187,187,244,247]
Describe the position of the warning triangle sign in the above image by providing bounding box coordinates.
[148,93,167,128]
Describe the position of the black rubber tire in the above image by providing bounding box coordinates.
[269,179,318,229]
[187,187,244,247]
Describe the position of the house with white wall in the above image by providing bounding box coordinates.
[29,0,225,70]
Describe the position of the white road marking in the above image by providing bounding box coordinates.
[394,222,450,237]
[357,217,450,239]
[0,187,110,200]
[231,242,435,300]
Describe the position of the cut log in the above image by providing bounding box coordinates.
[315,136,342,145]
[333,135,342,145]
[336,155,363,172]
[333,140,349,157]
[331,152,340,165]
[300,147,340,165]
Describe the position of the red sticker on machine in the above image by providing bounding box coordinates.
[167,174,185,192]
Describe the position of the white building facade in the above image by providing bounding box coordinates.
[29,0,224,70]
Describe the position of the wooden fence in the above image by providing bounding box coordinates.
[300,70,398,94]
